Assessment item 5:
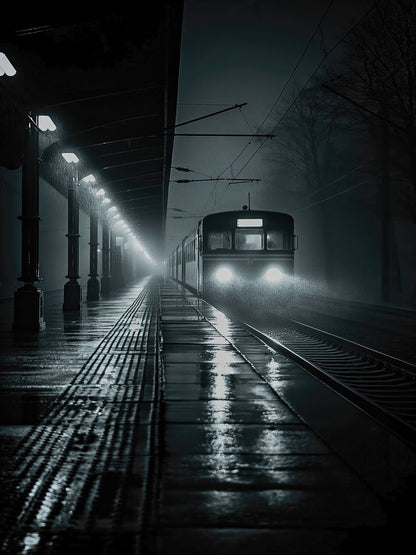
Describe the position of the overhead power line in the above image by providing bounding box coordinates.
[72,103,260,149]
[170,178,261,184]
[201,0,338,213]
[322,83,407,132]
[295,181,369,211]
[165,133,274,137]
[257,0,336,135]
[167,103,247,129]
[221,1,379,187]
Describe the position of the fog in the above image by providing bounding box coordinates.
[166,0,416,307]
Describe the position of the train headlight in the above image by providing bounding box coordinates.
[264,267,284,283]
[215,266,233,283]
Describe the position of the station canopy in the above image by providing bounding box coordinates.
[0,4,184,256]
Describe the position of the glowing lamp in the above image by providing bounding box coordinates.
[38,115,56,131]
[80,174,96,184]
[61,152,79,164]
[0,52,16,76]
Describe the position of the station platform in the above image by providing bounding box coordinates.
[0,277,415,554]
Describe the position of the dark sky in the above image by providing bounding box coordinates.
[165,0,370,253]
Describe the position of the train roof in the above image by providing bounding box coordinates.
[202,210,294,225]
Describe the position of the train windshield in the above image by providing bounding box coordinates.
[267,230,293,250]
[267,231,285,250]
[208,231,232,250]
[235,229,264,250]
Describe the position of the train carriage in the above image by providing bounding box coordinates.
[167,209,296,311]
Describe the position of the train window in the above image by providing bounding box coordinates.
[208,231,232,250]
[267,231,292,250]
[267,231,284,250]
[235,229,264,250]
[184,240,196,262]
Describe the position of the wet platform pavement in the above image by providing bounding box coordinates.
[0,277,415,554]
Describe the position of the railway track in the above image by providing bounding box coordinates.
[244,319,416,449]
[291,295,416,365]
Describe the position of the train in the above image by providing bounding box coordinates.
[167,208,296,312]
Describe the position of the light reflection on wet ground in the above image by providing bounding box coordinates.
[0,279,158,553]
[0,282,147,432]
[159,284,389,553]
[1,279,411,553]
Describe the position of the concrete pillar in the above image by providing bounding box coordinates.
[63,168,82,310]
[101,222,111,295]
[87,211,100,300]
[13,115,45,331]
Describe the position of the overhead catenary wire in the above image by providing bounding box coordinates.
[168,1,378,243]
[167,103,247,130]
[303,165,363,198]
[215,0,379,206]
[239,106,255,134]
[201,0,337,213]
[173,166,213,178]
[256,0,336,136]
[294,180,369,211]
[170,178,261,183]
[178,103,238,107]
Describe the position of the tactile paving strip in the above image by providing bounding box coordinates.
[0,279,160,554]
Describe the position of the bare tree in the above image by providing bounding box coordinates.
[328,0,416,207]
[265,81,361,289]
[323,0,416,302]
[268,82,356,194]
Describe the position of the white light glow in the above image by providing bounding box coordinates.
[80,173,96,184]
[101,198,111,205]
[95,188,106,197]
[61,152,79,164]
[237,218,263,227]
[38,115,56,132]
[108,206,118,213]
[0,52,16,76]
[264,267,284,283]
[215,267,233,283]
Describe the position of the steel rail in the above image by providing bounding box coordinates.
[242,320,416,449]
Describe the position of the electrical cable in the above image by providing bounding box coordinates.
[256,0,336,135]
[217,0,378,199]
[303,165,363,198]
[169,1,377,238]
[294,180,369,211]
[208,0,338,210]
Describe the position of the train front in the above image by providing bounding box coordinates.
[201,210,296,315]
